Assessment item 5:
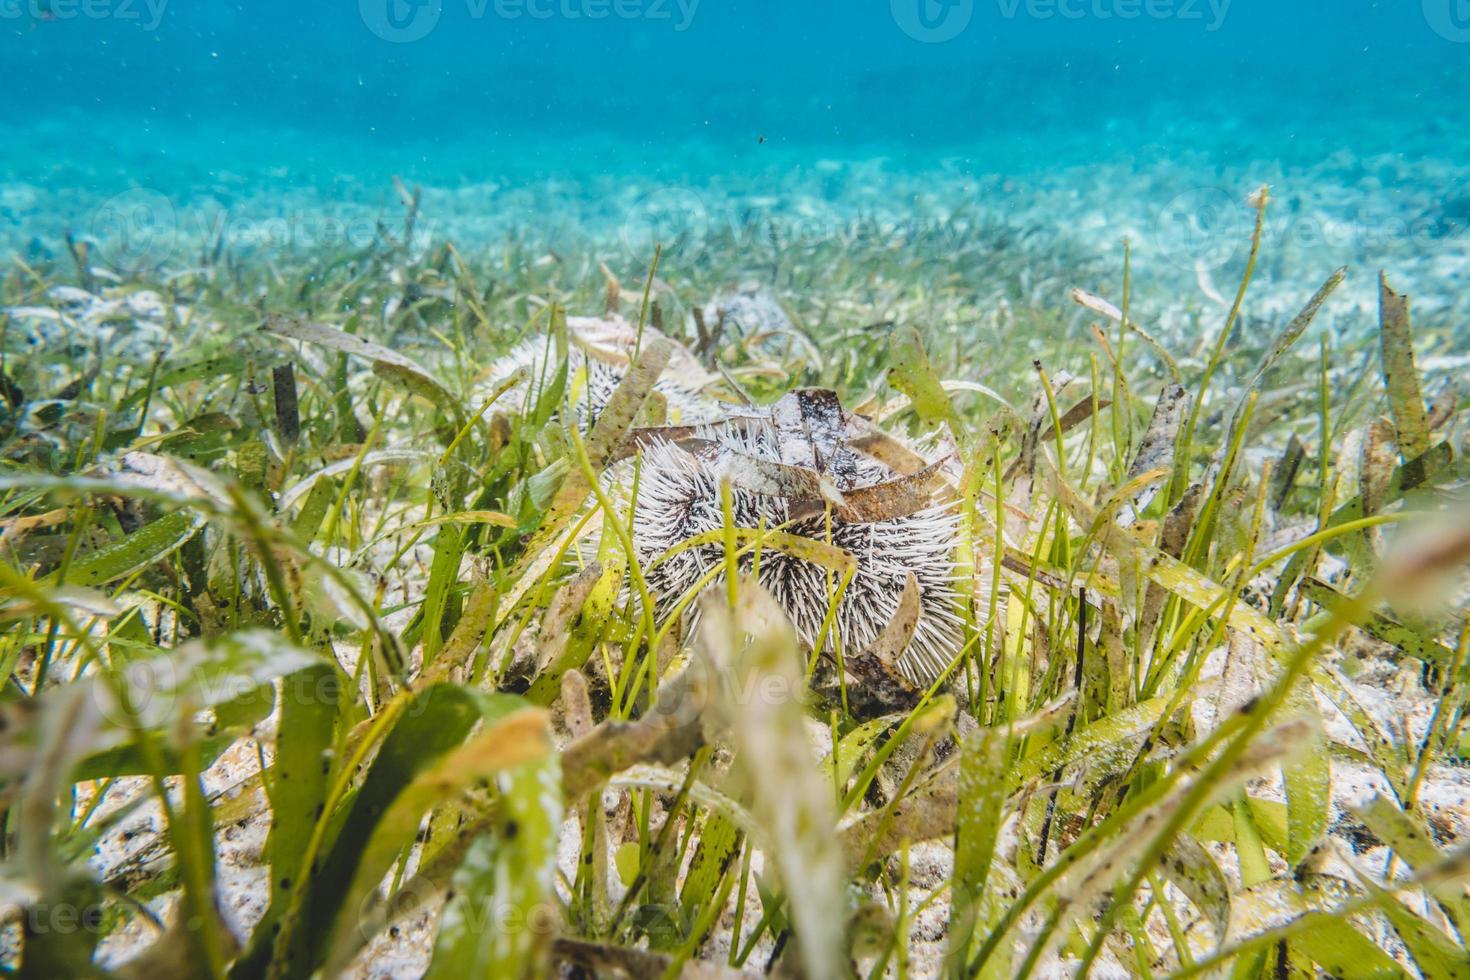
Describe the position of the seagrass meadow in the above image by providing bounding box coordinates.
[0,179,1468,980]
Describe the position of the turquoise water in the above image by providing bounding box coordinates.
[3,1,1468,295]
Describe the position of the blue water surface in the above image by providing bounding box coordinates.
[0,0,1466,306]
[4,1,1464,183]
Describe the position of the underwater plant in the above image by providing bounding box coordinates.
[0,185,1466,980]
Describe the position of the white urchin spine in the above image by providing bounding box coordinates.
[630,436,977,684]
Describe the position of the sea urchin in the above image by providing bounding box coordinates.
[628,388,966,683]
